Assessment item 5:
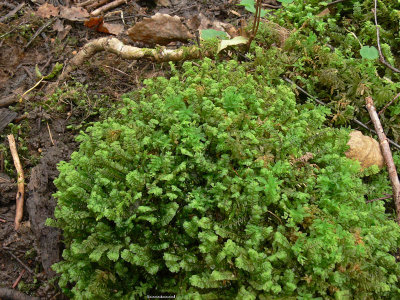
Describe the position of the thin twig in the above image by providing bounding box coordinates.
[365,96,400,224]
[24,18,55,50]
[378,92,400,116]
[12,269,25,289]
[373,0,400,73]
[90,0,126,17]
[262,3,281,9]
[282,76,400,151]
[0,2,25,23]
[46,123,55,146]
[7,135,24,231]
[326,0,347,6]
[366,194,392,203]
[5,250,34,275]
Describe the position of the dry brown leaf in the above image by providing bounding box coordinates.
[84,17,124,35]
[36,3,59,18]
[98,22,124,35]
[317,8,331,18]
[127,13,193,45]
[52,19,64,32]
[58,24,72,41]
[156,0,171,6]
[59,6,89,21]
[345,130,384,169]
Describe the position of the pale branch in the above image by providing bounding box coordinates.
[378,92,400,116]
[365,96,400,225]
[58,37,211,81]
[373,0,400,73]
[90,0,126,17]
[7,134,25,231]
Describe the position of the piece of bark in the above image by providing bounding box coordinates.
[127,13,194,45]
[27,143,72,276]
[0,173,15,205]
[0,108,17,133]
[365,96,400,224]
[0,288,39,300]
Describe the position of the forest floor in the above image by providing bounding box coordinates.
[0,0,273,298]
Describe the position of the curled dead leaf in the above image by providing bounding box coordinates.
[127,13,193,45]
[345,130,384,169]
[36,3,59,18]
[59,6,89,21]
[84,17,124,35]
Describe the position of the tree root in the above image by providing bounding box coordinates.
[58,37,210,81]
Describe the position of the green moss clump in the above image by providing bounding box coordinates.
[49,59,400,299]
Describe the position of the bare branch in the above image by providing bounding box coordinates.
[373,0,400,73]
[365,97,400,224]
[7,135,25,230]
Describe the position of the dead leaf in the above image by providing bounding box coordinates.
[52,19,71,41]
[157,0,171,6]
[84,16,104,30]
[187,13,238,38]
[98,23,124,35]
[127,13,193,45]
[218,36,248,53]
[58,24,72,41]
[345,130,384,169]
[36,3,59,18]
[84,17,124,35]
[59,6,89,21]
[317,8,331,18]
[52,19,64,32]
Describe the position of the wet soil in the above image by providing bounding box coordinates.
[0,0,260,298]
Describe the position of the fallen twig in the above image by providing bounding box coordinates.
[7,135,24,231]
[12,269,25,289]
[90,0,126,17]
[87,0,110,10]
[282,76,400,151]
[378,92,400,116]
[373,0,400,73]
[0,288,39,300]
[0,2,25,23]
[47,123,55,146]
[366,194,392,204]
[365,96,400,224]
[326,0,348,6]
[58,37,210,81]
[24,18,55,50]
[5,250,35,275]
[77,0,99,7]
